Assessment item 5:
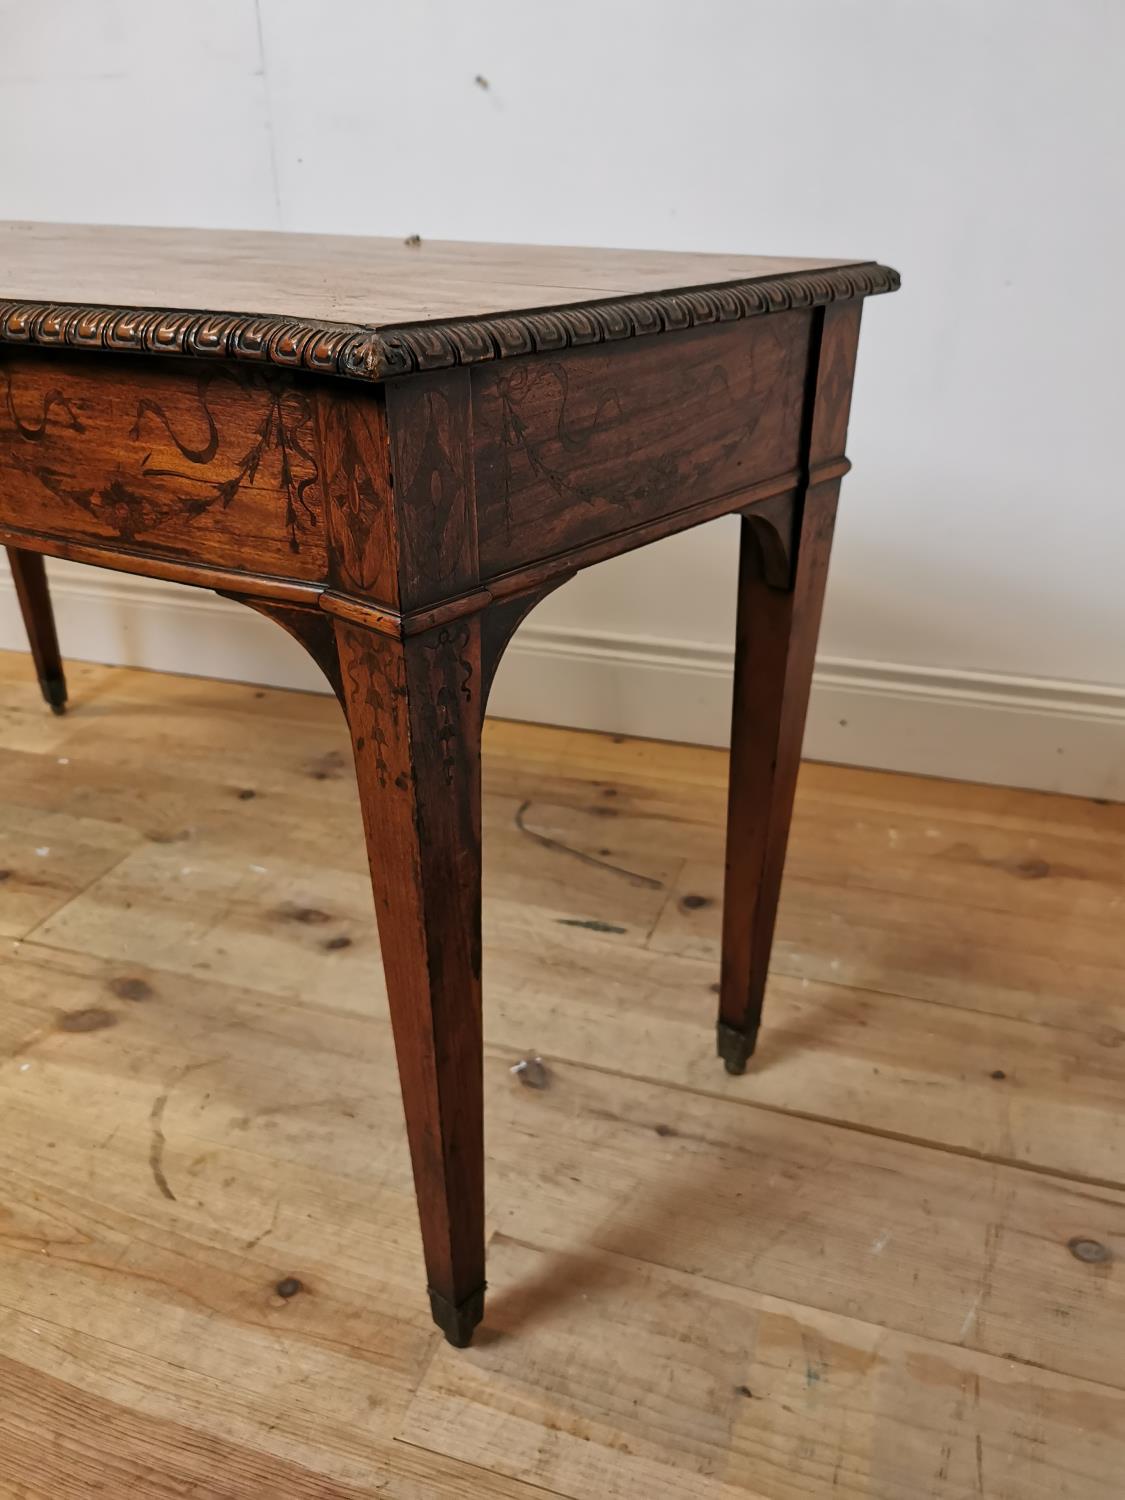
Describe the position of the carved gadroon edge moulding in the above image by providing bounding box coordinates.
[0,263,899,384]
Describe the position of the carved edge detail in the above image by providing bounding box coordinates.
[0,263,899,383]
[0,301,382,380]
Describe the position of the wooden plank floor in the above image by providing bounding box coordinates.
[0,648,1123,1498]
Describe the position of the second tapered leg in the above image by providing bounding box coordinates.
[335,615,486,1346]
[7,548,67,713]
[717,483,840,1073]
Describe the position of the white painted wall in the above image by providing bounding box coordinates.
[2,0,1124,794]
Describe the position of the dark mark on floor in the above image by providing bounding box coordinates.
[557,917,626,934]
[990,1069,1006,1081]
[680,893,711,911]
[145,1059,216,1203]
[254,1096,359,1122]
[244,1199,280,1252]
[322,934,353,951]
[1067,1236,1112,1264]
[58,1008,117,1033]
[237,788,257,801]
[975,1433,984,1496]
[654,1123,677,1137]
[735,1384,754,1399]
[108,976,154,1002]
[515,800,662,889]
[942,841,1075,882]
[304,750,347,781]
[0,869,10,881]
[276,1276,303,1298]
[276,902,332,925]
[148,1094,176,1201]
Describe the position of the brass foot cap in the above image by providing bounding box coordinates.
[41,674,68,715]
[428,1284,486,1348]
[717,1021,758,1076]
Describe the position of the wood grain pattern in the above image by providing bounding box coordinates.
[0,1354,377,1500]
[807,300,865,464]
[407,1235,1125,1500]
[0,524,325,604]
[0,219,890,330]
[386,370,480,610]
[313,384,397,600]
[0,656,1122,1497]
[718,485,839,1071]
[334,617,487,1347]
[0,232,897,1352]
[0,222,898,382]
[0,350,327,576]
[473,313,811,573]
[717,302,861,1070]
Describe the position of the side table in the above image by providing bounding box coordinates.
[0,223,898,1344]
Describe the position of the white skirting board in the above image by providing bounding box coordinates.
[2,560,1123,801]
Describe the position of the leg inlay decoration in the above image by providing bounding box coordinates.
[335,614,487,1345]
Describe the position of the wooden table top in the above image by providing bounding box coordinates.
[0,221,898,382]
